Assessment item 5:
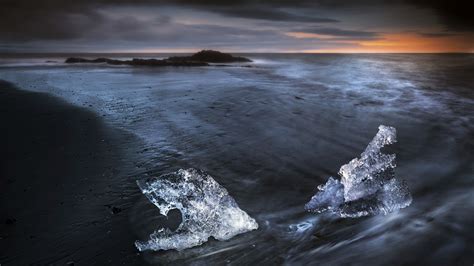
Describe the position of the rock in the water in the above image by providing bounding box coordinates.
[64,50,251,67]
[168,50,252,63]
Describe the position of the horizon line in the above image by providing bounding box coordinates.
[1,51,473,54]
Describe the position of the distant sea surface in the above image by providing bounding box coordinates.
[0,54,473,265]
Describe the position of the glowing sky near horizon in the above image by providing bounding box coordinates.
[0,0,472,53]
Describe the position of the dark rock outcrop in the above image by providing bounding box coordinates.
[168,50,252,63]
[65,57,209,67]
[65,50,252,67]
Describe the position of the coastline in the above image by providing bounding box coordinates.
[0,80,144,265]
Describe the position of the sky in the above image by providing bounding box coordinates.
[0,0,473,53]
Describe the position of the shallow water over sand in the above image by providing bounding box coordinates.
[1,54,473,265]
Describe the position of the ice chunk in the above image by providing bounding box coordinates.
[135,168,258,251]
[305,177,344,214]
[305,125,412,217]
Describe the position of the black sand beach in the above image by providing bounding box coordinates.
[0,80,145,265]
[0,53,473,265]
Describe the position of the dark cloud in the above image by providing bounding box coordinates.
[173,0,473,29]
[417,32,460,38]
[0,0,472,51]
[206,7,338,23]
[0,1,102,41]
[291,27,379,39]
[0,0,338,42]
[177,0,474,31]
[406,0,474,31]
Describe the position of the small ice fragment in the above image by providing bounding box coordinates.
[305,125,412,217]
[135,168,258,251]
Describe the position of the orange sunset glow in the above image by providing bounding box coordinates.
[289,32,474,53]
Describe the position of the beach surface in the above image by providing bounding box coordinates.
[0,80,149,264]
[0,54,473,265]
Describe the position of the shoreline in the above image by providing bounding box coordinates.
[0,80,145,265]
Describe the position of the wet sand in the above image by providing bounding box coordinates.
[0,80,146,265]
[0,53,473,265]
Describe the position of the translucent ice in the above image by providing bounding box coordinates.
[305,125,412,217]
[135,168,258,251]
